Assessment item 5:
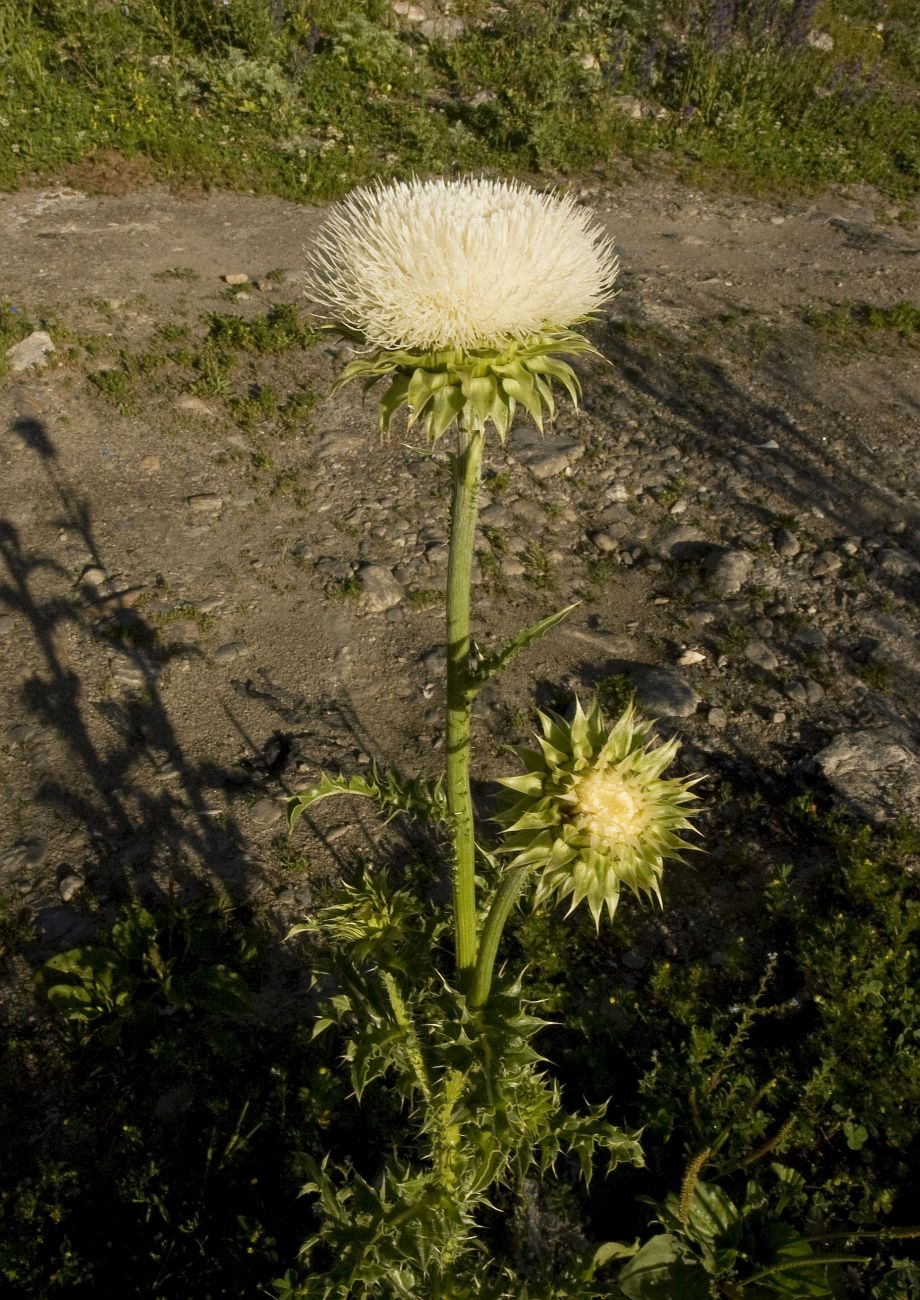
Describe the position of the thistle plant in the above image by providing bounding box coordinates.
[281,177,700,1297]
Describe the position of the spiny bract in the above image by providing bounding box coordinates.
[493,698,700,927]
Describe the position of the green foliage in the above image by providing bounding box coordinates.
[3,0,916,202]
[805,300,920,350]
[286,765,448,833]
[279,867,643,1298]
[0,897,340,1296]
[35,903,252,1025]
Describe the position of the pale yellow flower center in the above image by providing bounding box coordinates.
[574,768,650,845]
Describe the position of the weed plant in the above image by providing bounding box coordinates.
[0,1,918,199]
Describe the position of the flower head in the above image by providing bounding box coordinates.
[304,176,618,443]
[493,698,700,927]
[305,176,618,353]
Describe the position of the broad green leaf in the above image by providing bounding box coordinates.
[618,1234,710,1300]
[187,963,253,1017]
[111,906,158,960]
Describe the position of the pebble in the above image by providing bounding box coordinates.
[704,548,753,596]
[175,395,218,418]
[784,675,825,706]
[223,272,249,285]
[357,564,404,613]
[250,797,284,827]
[140,455,161,472]
[213,641,248,664]
[58,870,86,903]
[590,529,621,554]
[677,649,706,666]
[815,727,920,827]
[744,640,779,671]
[512,429,584,479]
[773,528,801,558]
[187,493,223,512]
[654,526,709,561]
[811,550,842,578]
[626,665,699,718]
[707,707,728,728]
[5,330,55,371]
[877,547,920,578]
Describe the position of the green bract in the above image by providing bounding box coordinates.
[330,327,599,443]
[494,699,700,926]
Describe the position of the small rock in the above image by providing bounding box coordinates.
[255,279,274,292]
[812,550,842,578]
[744,640,780,671]
[250,797,283,827]
[784,675,825,707]
[213,641,248,664]
[773,528,801,558]
[420,15,465,39]
[590,529,621,554]
[513,429,584,480]
[187,492,223,512]
[80,565,108,588]
[0,614,15,636]
[627,665,699,718]
[792,625,828,651]
[392,1,426,18]
[877,546,920,578]
[703,548,753,596]
[357,564,404,613]
[806,28,834,50]
[175,394,217,418]
[815,728,920,826]
[140,454,161,472]
[707,707,728,729]
[677,649,706,666]
[222,272,249,285]
[5,330,55,371]
[653,526,709,561]
[58,870,85,903]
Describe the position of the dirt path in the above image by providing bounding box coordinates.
[2,177,919,985]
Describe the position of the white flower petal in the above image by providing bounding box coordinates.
[305,176,619,351]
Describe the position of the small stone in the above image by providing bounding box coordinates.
[250,797,283,827]
[187,492,223,512]
[175,394,218,418]
[58,870,85,903]
[677,649,706,666]
[784,675,825,706]
[222,272,249,285]
[770,710,786,725]
[627,665,699,718]
[707,707,728,728]
[80,565,108,588]
[653,526,709,561]
[669,499,688,516]
[590,529,621,554]
[0,614,15,636]
[812,550,842,578]
[806,28,834,50]
[5,330,55,371]
[792,625,828,651]
[877,546,920,578]
[744,640,779,671]
[255,279,273,292]
[357,564,404,613]
[606,482,629,503]
[213,641,247,664]
[816,728,920,826]
[500,557,526,578]
[703,548,753,596]
[196,596,225,614]
[773,528,801,558]
[140,455,161,472]
[392,1,426,18]
[164,619,200,644]
[513,429,584,479]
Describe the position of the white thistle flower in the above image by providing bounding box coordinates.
[305,176,618,353]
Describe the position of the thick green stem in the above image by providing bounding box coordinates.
[446,424,485,984]
[469,866,530,1008]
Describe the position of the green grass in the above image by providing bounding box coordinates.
[805,299,920,348]
[0,1,918,201]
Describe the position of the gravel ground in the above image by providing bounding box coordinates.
[1,175,919,1004]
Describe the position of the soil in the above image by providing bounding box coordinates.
[1,175,919,1003]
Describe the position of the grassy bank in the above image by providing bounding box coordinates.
[0,0,918,202]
